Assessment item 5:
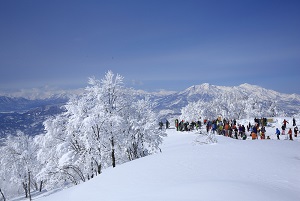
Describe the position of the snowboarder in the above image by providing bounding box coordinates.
[275,128,280,140]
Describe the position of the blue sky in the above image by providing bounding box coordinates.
[1,0,300,95]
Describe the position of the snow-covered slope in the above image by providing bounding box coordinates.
[32,117,300,201]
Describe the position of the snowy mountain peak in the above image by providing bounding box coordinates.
[181,83,216,95]
[239,83,261,89]
[239,83,268,93]
[200,82,211,89]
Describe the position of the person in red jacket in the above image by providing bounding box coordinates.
[288,128,293,140]
[283,119,289,128]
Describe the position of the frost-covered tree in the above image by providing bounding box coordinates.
[125,98,166,160]
[88,72,128,168]
[180,101,205,122]
[35,114,81,190]
[0,164,9,201]
[0,131,42,199]
[36,71,166,190]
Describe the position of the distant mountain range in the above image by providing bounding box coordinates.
[0,95,68,113]
[1,83,300,137]
[149,83,300,119]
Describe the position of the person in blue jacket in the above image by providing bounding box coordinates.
[275,128,280,140]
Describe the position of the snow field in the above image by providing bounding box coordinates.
[34,121,300,201]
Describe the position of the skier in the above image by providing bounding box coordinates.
[293,118,296,126]
[275,128,280,140]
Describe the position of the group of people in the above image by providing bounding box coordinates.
[159,120,170,129]
[275,118,298,140]
[174,118,249,140]
[254,117,268,127]
[174,119,202,132]
[164,117,299,141]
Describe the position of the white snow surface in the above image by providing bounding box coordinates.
[31,117,300,201]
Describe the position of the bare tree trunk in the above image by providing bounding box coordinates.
[39,181,43,192]
[0,188,6,201]
[111,137,116,168]
[97,164,102,175]
[28,171,32,201]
